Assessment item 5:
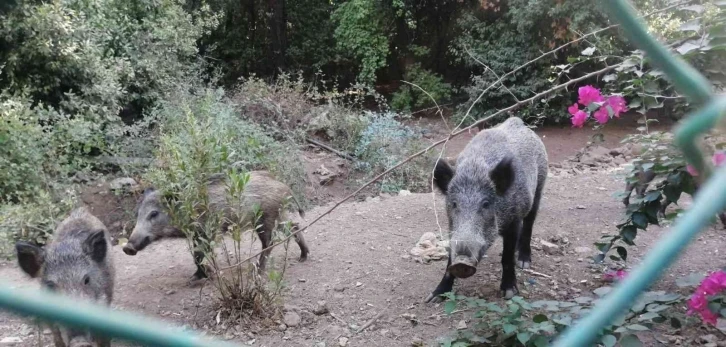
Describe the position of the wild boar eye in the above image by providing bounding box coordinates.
[451,201,458,209]
[44,281,56,291]
[148,210,159,220]
[83,275,90,285]
[481,201,491,209]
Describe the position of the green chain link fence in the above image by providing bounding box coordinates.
[555,0,726,346]
[1,1,725,346]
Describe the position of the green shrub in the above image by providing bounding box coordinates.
[144,85,299,318]
[391,63,451,113]
[0,189,77,258]
[353,111,433,193]
[148,85,307,207]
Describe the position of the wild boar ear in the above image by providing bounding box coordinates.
[143,187,156,197]
[490,156,514,196]
[433,158,455,194]
[83,230,108,263]
[15,242,45,278]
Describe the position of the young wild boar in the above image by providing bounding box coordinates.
[426,117,548,303]
[622,166,726,228]
[122,171,310,279]
[15,207,114,347]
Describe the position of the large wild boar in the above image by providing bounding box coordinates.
[15,207,115,347]
[122,171,310,279]
[426,117,548,302]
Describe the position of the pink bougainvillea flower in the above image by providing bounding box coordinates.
[578,85,604,106]
[701,309,719,325]
[686,164,699,177]
[687,293,707,314]
[602,269,627,282]
[709,271,726,287]
[699,277,723,296]
[593,107,610,124]
[568,103,580,116]
[606,96,628,117]
[571,110,587,128]
[712,151,726,167]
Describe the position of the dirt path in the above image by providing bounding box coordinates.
[1,120,723,347]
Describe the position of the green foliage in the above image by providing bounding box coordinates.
[441,289,684,347]
[147,85,307,204]
[595,131,724,263]
[391,63,452,112]
[0,189,77,258]
[144,103,289,316]
[353,111,433,193]
[452,0,616,125]
[332,0,391,84]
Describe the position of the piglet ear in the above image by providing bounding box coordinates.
[83,230,108,263]
[433,158,455,195]
[16,242,45,278]
[490,156,514,196]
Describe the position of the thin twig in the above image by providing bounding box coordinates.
[399,80,449,237]
[217,63,619,272]
[329,312,348,326]
[400,80,449,132]
[356,310,387,334]
[306,138,355,161]
[463,45,520,102]
[523,268,553,279]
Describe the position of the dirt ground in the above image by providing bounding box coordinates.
[1,114,724,347]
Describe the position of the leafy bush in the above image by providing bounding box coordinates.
[441,289,684,347]
[332,0,391,84]
[353,111,433,193]
[0,189,77,258]
[391,63,451,113]
[144,97,293,318]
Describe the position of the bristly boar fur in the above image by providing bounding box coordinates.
[16,206,115,347]
[123,171,309,279]
[426,117,548,302]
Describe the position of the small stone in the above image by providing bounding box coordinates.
[411,337,424,346]
[276,324,287,332]
[338,337,349,347]
[283,312,301,327]
[540,240,560,255]
[576,205,586,209]
[457,320,467,330]
[313,301,329,315]
[333,284,347,292]
[298,278,307,283]
[399,190,412,196]
[165,290,176,295]
[0,337,22,344]
[575,247,592,254]
[701,335,717,344]
[355,282,363,287]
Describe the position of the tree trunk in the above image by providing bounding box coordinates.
[268,0,287,74]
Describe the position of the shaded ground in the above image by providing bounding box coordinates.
[1,116,723,347]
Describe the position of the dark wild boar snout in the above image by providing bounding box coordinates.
[448,235,487,279]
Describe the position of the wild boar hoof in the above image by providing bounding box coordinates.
[502,288,518,299]
[517,260,531,269]
[424,293,444,304]
[298,255,308,262]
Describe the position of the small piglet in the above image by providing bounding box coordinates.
[123,171,309,279]
[16,207,114,347]
[426,117,548,302]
